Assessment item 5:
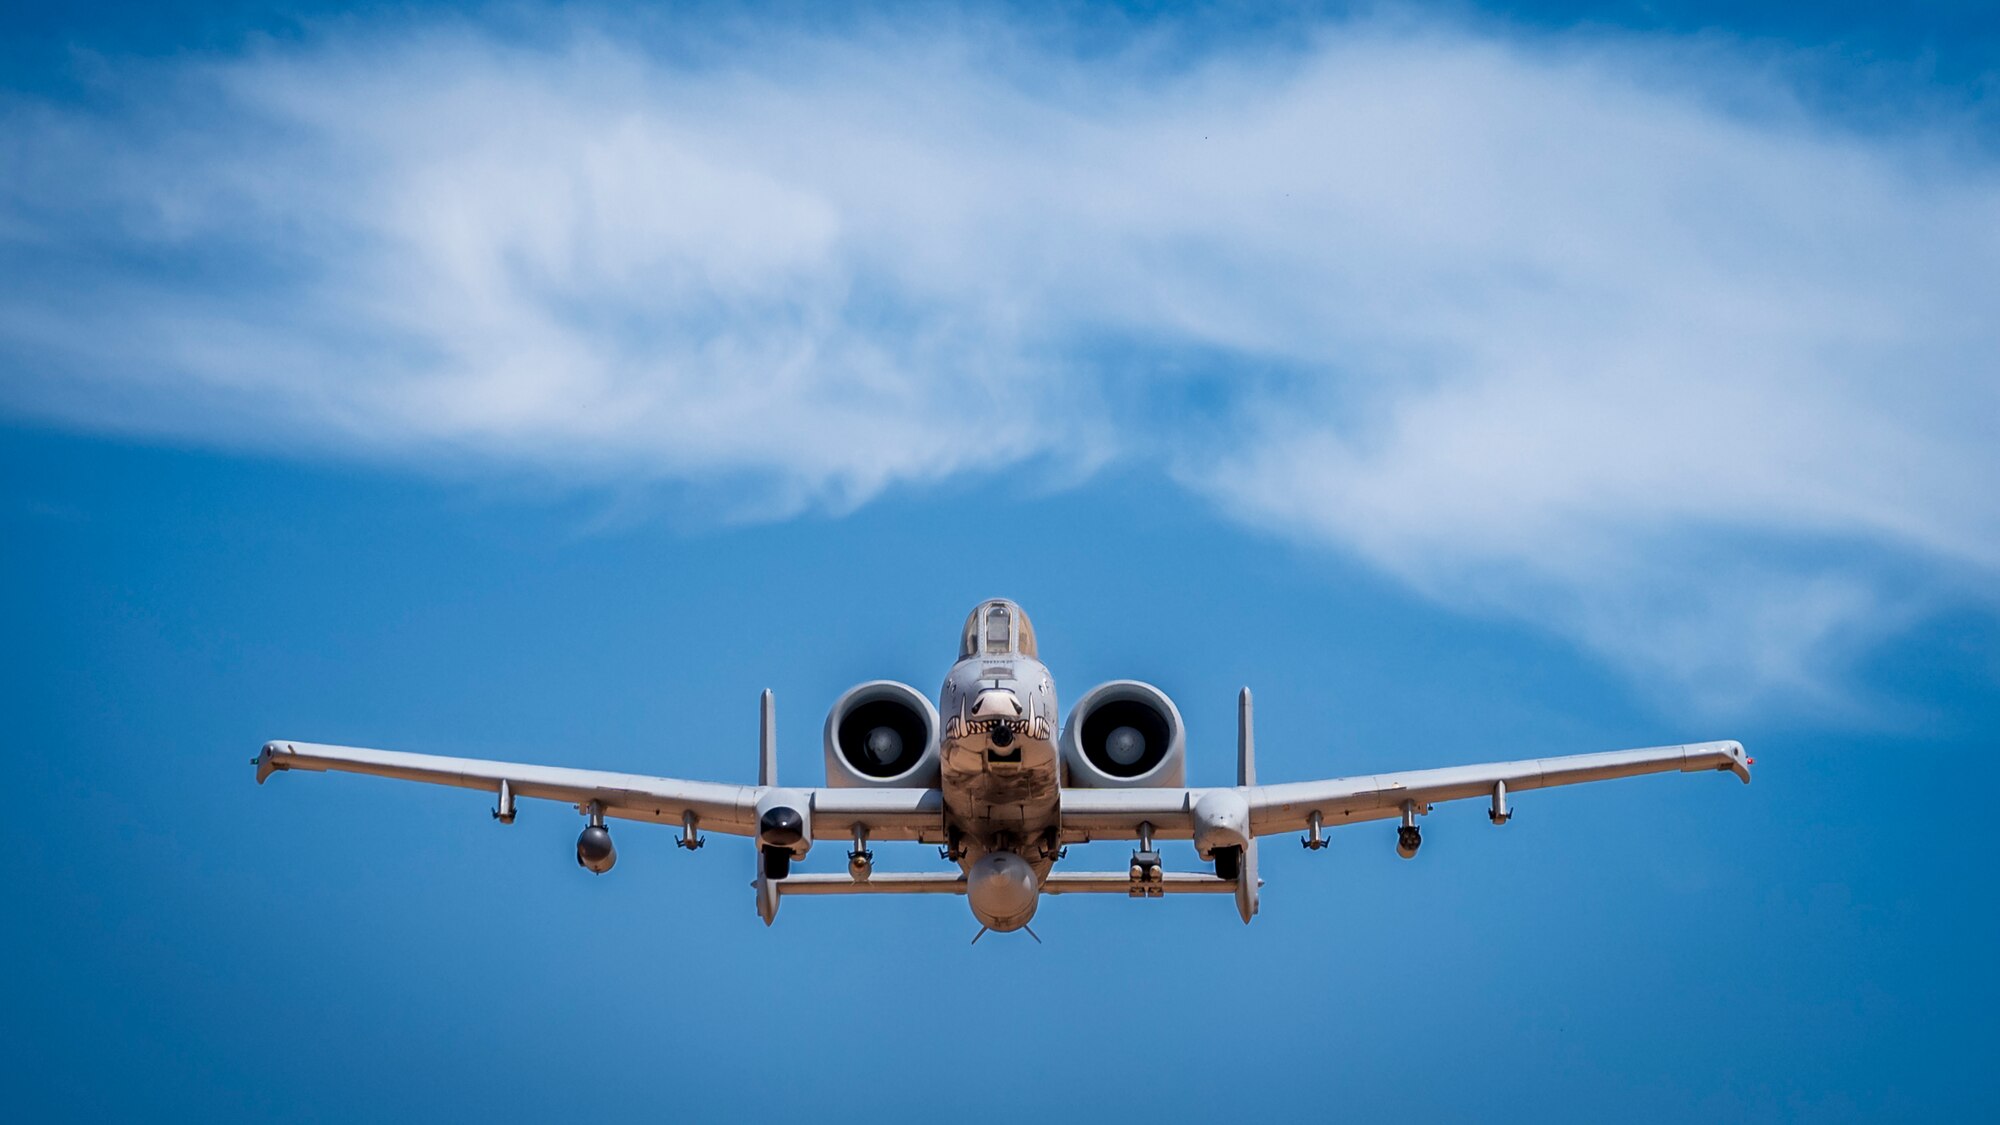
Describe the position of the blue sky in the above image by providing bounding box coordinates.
[3,2,1996,1121]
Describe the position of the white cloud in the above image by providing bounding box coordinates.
[3,14,1996,707]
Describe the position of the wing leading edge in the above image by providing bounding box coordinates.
[252,741,946,841]
[1057,739,1751,839]
[1247,739,1750,835]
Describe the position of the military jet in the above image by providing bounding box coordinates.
[253,598,1752,936]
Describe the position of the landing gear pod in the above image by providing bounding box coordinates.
[755,787,812,880]
[1192,789,1251,871]
[1193,787,1253,890]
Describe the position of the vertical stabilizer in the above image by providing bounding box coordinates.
[1236,687,1255,786]
[1236,687,1260,923]
[755,688,780,924]
[759,689,777,787]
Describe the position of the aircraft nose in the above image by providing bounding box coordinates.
[972,688,1023,718]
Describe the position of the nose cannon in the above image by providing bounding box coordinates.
[970,688,1028,751]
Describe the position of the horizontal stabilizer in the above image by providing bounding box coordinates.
[1045,872,1237,894]
[771,872,1237,896]
[777,873,964,895]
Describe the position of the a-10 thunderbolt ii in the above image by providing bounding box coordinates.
[254,598,1752,937]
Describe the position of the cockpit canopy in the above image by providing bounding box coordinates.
[960,599,1038,660]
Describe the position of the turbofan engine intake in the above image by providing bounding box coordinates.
[1060,680,1186,788]
[823,680,941,788]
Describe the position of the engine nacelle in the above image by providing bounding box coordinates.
[1060,680,1186,788]
[823,680,941,788]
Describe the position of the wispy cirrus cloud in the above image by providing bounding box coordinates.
[3,12,1996,709]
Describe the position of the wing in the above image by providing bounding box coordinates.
[252,740,946,841]
[1058,739,1752,839]
[1243,738,1750,834]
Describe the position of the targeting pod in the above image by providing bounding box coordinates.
[966,851,1040,932]
[576,802,616,874]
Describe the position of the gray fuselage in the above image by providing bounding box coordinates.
[937,600,1062,877]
